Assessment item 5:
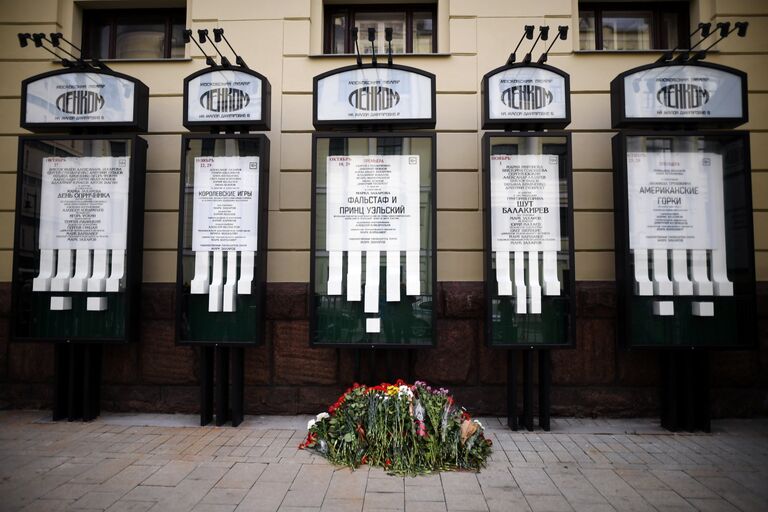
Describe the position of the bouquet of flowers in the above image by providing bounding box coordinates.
[299,380,493,475]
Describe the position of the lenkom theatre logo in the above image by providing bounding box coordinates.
[56,90,105,115]
[656,83,710,110]
[348,86,400,112]
[500,84,553,111]
[200,87,250,113]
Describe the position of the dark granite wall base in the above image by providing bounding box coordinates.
[1,282,766,417]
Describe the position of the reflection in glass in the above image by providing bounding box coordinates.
[115,22,166,59]
[355,12,406,54]
[413,12,434,53]
[579,11,596,50]
[602,11,651,50]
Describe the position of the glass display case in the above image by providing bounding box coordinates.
[311,132,436,346]
[11,135,147,343]
[612,131,756,349]
[483,132,575,347]
[175,133,270,344]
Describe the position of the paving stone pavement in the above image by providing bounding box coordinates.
[0,411,766,512]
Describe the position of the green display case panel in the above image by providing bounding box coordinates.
[311,133,436,347]
[175,134,270,345]
[612,131,757,349]
[10,135,147,343]
[482,132,575,348]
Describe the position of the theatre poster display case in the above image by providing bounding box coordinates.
[610,59,756,431]
[11,66,149,421]
[310,63,437,351]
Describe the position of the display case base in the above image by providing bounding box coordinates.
[660,351,711,433]
[199,346,244,427]
[506,350,551,431]
[53,344,102,422]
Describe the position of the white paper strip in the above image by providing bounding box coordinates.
[364,251,380,313]
[406,250,420,296]
[495,251,513,296]
[347,250,362,301]
[223,251,238,313]
[106,250,125,292]
[692,301,714,317]
[651,249,673,296]
[633,249,653,296]
[87,249,108,293]
[327,251,343,296]
[709,156,733,297]
[711,249,733,296]
[208,251,223,312]
[542,251,560,296]
[51,249,73,292]
[528,251,542,314]
[69,249,92,292]
[50,296,72,311]
[386,251,400,301]
[33,249,56,292]
[691,250,713,296]
[366,318,381,333]
[671,249,693,295]
[86,297,107,311]
[514,251,526,314]
[238,251,254,295]
[191,251,210,294]
[653,301,674,316]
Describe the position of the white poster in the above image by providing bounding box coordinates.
[39,156,130,250]
[187,69,263,122]
[326,155,420,251]
[316,67,432,122]
[487,67,567,120]
[192,156,260,251]
[627,152,721,249]
[491,154,561,252]
[623,65,743,119]
[25,72,135,124]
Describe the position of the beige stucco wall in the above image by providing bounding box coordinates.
[0,0,766,283]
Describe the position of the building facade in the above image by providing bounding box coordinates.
[0,0,766,416]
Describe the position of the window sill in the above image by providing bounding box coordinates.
[308,53,452,58]
[574,49,720,54]
[97,57,193,63]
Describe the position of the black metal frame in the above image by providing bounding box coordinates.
[10,134,147,344]
[611,129,757,350]
[481,63,572,131]
[182,66,272,132]
[579,1,690,51]
[481,131,576,349]
[81,7,186,60]
[323,3,438,55]
[174,133,270,347]
[309,131,437,348]
[20,68,150,133]
[610,61,749,129]
[312,63,436,130]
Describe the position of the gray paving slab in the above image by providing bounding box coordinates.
[0,411,766,512]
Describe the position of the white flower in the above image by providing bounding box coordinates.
[398,385,414,398]
[473,419,483,429]
[307,419,316,430]
[315,412,330,422]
